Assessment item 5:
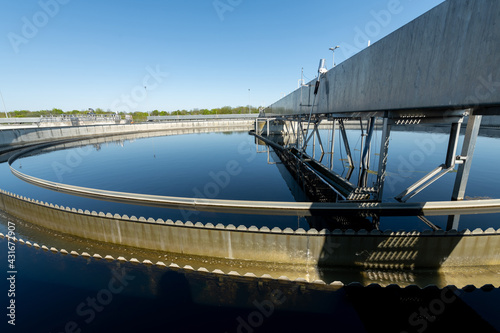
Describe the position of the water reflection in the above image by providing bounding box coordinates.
[4,237,499,333]
[258,129,500,232]
[260,140,379,231]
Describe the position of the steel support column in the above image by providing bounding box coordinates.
[330,119,336,170]
[445,121,463,168]
[362,117,375,170]
[375,117,391,201]
[338,119,354,168]
[447,114,482,230]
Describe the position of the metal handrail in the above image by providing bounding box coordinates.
[147,114,259,122]
[8,145,500,217]
[0,115,121,124]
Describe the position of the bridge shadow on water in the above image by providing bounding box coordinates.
[3,238,499,333]
[266,138,490,280]
[270,140,470,284]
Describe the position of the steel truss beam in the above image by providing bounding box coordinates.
[257,109,482,208]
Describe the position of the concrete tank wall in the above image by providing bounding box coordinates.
[0,120,254,152]
[1,190,499,268]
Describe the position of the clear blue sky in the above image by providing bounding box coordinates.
[0,0,444,113]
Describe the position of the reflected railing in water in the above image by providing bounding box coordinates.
[261,137,381,232]
[3,236,500,332]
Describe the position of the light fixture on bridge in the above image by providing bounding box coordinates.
[318,58,328,75]
[329,45,340,68]
[314,59,328,95]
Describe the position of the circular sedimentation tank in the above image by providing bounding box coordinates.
[0,121,499,331]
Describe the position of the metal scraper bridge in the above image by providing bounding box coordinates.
[252,0,500,231]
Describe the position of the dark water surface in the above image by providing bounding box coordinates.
[1,237,499,333]
[3,129,500,232]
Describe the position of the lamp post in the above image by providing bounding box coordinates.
[329,46,340,68]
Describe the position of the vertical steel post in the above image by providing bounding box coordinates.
[358,119,365,187]
[290,118,297,148]
[297,117,300,148]
[298,117,304,148]
[451,115,482,200]
[446,215,461,232]
[330,119,336,170]
[362,117,375,170]
[312,128,316,159]
[359,119,364,175]
[338,119,354,168]
[375,116,391,201]
[446,114,482,230]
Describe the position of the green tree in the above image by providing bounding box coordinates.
[131,111,149,122]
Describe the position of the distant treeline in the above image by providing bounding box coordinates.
[0,106,261,122]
